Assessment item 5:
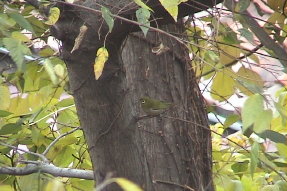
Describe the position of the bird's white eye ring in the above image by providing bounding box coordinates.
[141,100,145,104]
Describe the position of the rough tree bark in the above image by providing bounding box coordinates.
[51,0,221,190]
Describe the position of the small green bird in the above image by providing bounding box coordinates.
[140,96,172,115]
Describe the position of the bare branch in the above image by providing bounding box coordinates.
[0,142,48,163]
[0,163,94,180]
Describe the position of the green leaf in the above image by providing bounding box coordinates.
[46,136,78,161]
[258,130,287,144]
[277,144,287,159]
[235,0,250,12]
[54,146,76,167]
[54,64,65,79]
[55,98,75,108]
[262,185,280,191]
[134,0,153,12]
[0,123,22,135]
[8,12,35,34]
[22,5,35,16]
[17,173,45,191]
[210,69,236,101]
[199,50,219,79]
[238,28,254,44]
[0,13,16,29]
[0,85,10,110]
[26,16,47,36]
[218,38,241,65]
[38,47,55,57]
[242,94,272,133]
[223,30,239,44]
[44,179,65,191]
[101,7,114,33]
[231,161,248,178]
[216,176,243,191]
[224,114,241,128]
[0,110,13,117]
[2,37,32,71]
[267,0,285,12]
[250,142,259,178]
[22,62,42,92]
[57,136,78,147]
[11,31,31,42]
[136,8,150,37]
[57,109,78,126]
[31,127,45,147]
[241,175,259,190]
[274,101,287,127]
[275,180,287,191]
[114,178,143,191]
[70,179,94,191]
[236,65,263,91]
[43,58,59,85]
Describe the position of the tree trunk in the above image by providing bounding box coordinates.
[52,1,216,190]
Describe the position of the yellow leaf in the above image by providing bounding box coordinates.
[248,54,259,64]
[134,0,153,12]
[159,0,180,21]
[267,0,284,12]
[54,64,65,79]
[236,67,264,95]
[218,43,241,65]
[43,58,59,85]
[44,179,65,191]
[9,96,30,115]
[277,143,287,159]
[0,85,10,110]
[211,69,236,101]
[94,47,109,80]
[114,178,143,191]
[166,6,178,21]
[45,7,60,25]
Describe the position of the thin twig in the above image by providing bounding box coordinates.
[28,104,75,125]
[0,142,48,163]
[42,127,80,156]
[55,121,79,128]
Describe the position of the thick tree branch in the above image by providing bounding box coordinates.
[42,0,223,47]
[0,163,94,180]
[224,0,287,67]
